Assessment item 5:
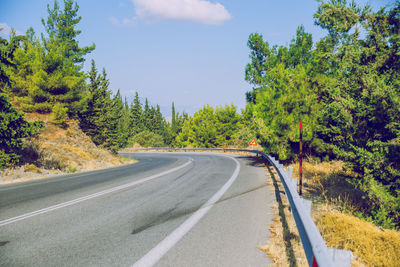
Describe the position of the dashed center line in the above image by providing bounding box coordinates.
[0,158,193,227]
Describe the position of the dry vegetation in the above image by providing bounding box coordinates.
[316,210,400,267]
[257,159,308,267]
[260,157,400,266]
[0,113,132,184]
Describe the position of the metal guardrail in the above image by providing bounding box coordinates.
[120,147,353,267]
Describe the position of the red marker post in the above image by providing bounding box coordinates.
[299,121,303,196]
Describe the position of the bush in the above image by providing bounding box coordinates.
[52,103,68,128]
[130,131,165,148]
[0,93,43,168]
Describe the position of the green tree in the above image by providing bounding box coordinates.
[177,105,217,148]
[78,61,117,150]
[245,27,318,160]
[214,105,240,146]
[0,33,25,89]
[8,0,94,114]
[110,89,125,150]
[312,0,400,228]
[143,98,151,131]
[0,94,43,168]
[244,0,400,228]
[129,92,143,136]
[51,102,68,128]
[41,0,95,64]
[176,105,241,148]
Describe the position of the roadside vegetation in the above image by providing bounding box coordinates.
[262,158,400,266]
[298,159,400,266]
[244,0,400,230]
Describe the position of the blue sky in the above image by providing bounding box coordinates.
[0,0,394,116]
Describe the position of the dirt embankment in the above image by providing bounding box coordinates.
[0,113,131,184]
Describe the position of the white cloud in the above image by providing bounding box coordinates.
[132,0,231,25]
[109,16,136,26]
[0,22,23,36]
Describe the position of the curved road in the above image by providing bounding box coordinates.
[0,153,273,266]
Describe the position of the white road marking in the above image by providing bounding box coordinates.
[0,158,193,227]
[132,155,241,267]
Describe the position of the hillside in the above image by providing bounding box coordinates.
[0,113,130,184]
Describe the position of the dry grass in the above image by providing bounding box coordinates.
[315,209,400,267]
[258,160,308,267]
[0,113,133,184]
[25,164,41,173]
[256,158,400,266]
[289,159,400,266]
[291,160,367,214]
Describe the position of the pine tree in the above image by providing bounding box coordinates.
[129,92,143,136]
[41,0,95,64]
[8,0,94,114]
[78,62,114,149]
[143,98,151,131]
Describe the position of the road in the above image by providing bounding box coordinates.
[0,153,274,266]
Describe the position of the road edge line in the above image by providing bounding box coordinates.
[132,155,241,267]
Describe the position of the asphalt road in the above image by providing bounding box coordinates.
[0,153,274,266]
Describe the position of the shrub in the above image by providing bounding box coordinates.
[0,93,43,168]
[52,103,68,128]
[131,131,165,148]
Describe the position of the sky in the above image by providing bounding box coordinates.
[0,0,395,116]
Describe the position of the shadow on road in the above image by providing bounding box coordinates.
[265,160,298,267]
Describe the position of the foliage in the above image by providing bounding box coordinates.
[0,0,171,166]
[41,0,95,64]
[0,33,25,88]
[5,0,94,114]
[78,60,120,152]
[169,102,189,147]
[245,0,400,228]
[51,102,68,128]
[0,93,43,168]
[245,26,319,160]
[130,131,165,148]
[176,104,240,148]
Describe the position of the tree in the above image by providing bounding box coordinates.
[0,94,43,168]
[177,105,217,148]
[143,98,151,131]
[214,105,240,146]
[312,0,400,228]
[78,61,116,150]
[0,33,25,89]
[176,105,241,148]
[41,0,95,65]
[244,0,400,228]
[110,89,125,150]
[129,92,143,136]
[245,27,319,160]
[6,0,94,114]
[171,102,177,134]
